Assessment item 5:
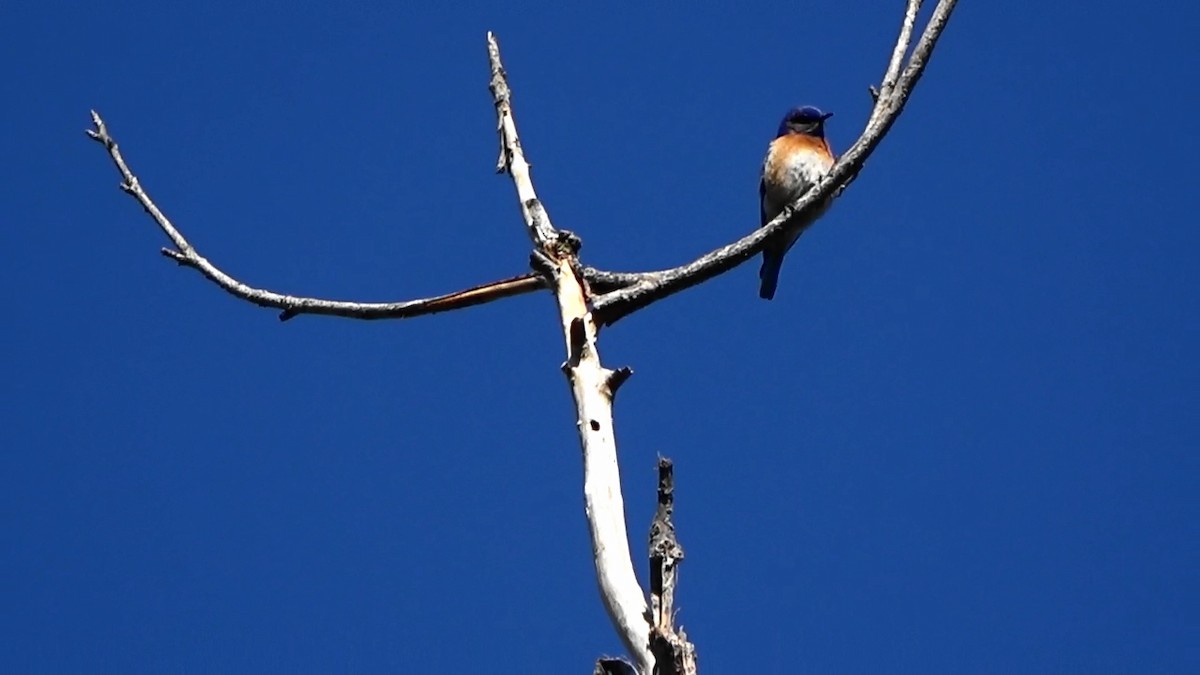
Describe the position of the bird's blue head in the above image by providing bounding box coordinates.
[776,106,833,138]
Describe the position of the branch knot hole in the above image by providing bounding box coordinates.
[554,229,582,256]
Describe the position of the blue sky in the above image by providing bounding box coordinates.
[3,1,1197,672]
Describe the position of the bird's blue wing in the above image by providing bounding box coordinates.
[758,176,783,299]
[759,177,768,227]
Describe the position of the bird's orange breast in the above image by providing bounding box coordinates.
[772,132,833,159]
[763,133,835,196]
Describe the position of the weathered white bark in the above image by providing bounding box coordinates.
[559,271,653,673]
[487,32,654,674]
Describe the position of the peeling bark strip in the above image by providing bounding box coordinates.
[87,3,958,671]
[648,458,697,675]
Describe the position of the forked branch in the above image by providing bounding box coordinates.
[590,0,957,326]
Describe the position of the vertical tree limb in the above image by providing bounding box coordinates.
[487,32,654,673]
[648,458,697,674]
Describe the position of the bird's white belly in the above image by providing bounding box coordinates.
[767,152,830,201]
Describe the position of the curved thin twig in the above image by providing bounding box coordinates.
[591,0,958,326]
[86,111,546,321]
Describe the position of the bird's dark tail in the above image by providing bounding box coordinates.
[759,253,782,300]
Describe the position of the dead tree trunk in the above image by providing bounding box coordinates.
[86,2,958,670]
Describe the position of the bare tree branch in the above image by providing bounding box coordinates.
[590,0,958,326]
[648,458,697,675]
[488,36,558,249]
[897,0,958,93]
[486,32,655,674]
[85,110,546,321]
[874,0,923,105]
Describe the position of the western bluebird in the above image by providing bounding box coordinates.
[758,105,835,300]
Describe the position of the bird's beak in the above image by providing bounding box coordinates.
[821,112,834,121]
